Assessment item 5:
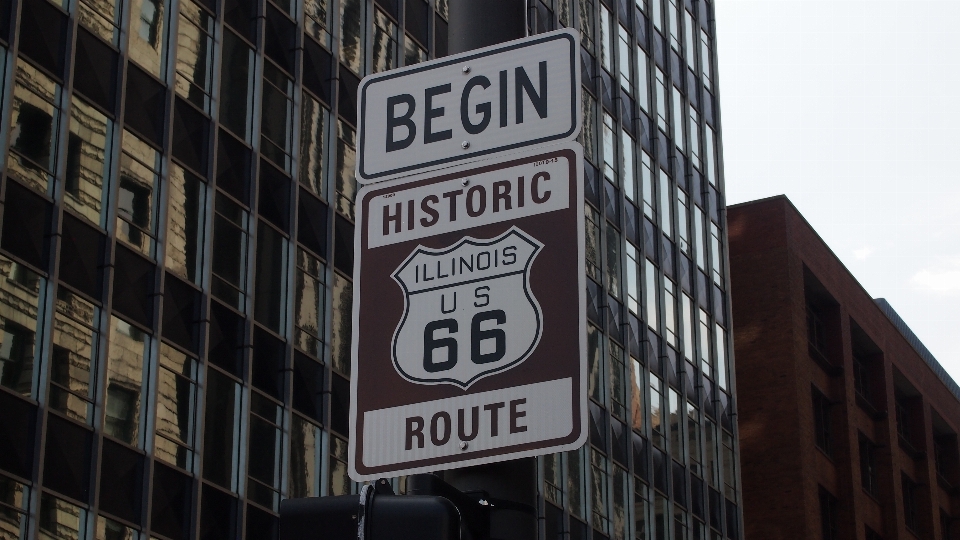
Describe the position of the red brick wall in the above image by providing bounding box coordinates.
[729,196,960,540]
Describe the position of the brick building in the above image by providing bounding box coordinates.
[727,195,960,540]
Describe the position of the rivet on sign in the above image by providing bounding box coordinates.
[459,441,468,450]
[461,141,470,149]
[462,66,471,74]
[461,178,470,186]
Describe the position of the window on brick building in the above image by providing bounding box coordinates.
[933,413,959,489]
[895,395,910,442]
[851,322,883,414]
[804,270,840,371]
[940,510,950,540]
[818,485,838,540]
[812,387,832,457]
[902,473,919,533]
[859,433,878,497]
[853,354,872,404]
[894,389,922,455]
[806,304,826,356]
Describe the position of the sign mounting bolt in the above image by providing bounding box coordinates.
[461,178,469,186]
[459,441,468,450]
[462,66,471,74]
[461,141,470,149]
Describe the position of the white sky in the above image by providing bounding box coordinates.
[714,1,960,380]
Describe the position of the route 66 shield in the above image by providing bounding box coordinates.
[391,227,543,388]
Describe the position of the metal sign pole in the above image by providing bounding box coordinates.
[441,4,538,538]
[447,0,527,55]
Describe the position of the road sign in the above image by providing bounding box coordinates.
[355,29,581,184]
[349,142,586,481]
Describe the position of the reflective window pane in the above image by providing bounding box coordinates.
[211,192,248,309]
[618,26,631,91]
[203,368,241,491]
[253,221,287,333]
[606,223,621,298]
[339,0,365,74]
[155,343,197,469]
[372,10,398,73]
[304,0,331,46]
[295,249,324,357]
[0,475,28,538]
[641,152,655,219]
[567,446,586,518]
[636,48,649,113]
[609,340,626,418]
[50,288,99,423]
[335,120,357,219]
[299,94,327,198]
[658,169,672,238]
[117,130,161,256]
[644,260,659,332]
[402,34,426,66]
[8,63,61,194]
[96,514,140,540]
[78,0,122,44]
[585,203,601,282]
[165,164,206,284]
[261,64,293,170]
[543,453,562,506]
[631,357,644,432]
[38,493,87,540]
[587,324,602,403]
[672,86,684,152]
[329,435,353,496]
[626,244,640,315]
[330,274,352,376]
[175,0,214,112]
[0,255,44,398]
[591,448,609,533]
[128,0,167,76]
[649,373,663,446]
[65,98,112,226]
[288,414,320,498]
[220,30,254,141]
[248,395,282,510]
[580,94,597,164]
[104,316,148,445]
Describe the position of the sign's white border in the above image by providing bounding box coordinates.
[355,28,582,184]
[348,142,587,481]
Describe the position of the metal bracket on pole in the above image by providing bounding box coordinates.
[357,479,395,540]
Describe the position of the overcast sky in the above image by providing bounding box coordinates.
[714,1,960,380]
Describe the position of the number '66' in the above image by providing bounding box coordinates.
[423,310,506,372]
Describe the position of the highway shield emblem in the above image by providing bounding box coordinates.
[391,227,544,388]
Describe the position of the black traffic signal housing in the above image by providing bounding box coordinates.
[280,477,463,540]
[279,474,534,540]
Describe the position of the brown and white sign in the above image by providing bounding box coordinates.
[348,142,587,481]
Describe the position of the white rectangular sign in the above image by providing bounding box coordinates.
[356,29,581,183]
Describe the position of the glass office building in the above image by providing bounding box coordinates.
[0,0,741,536]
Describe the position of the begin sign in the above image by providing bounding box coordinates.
[349,143,586,481]
[356,29,581,183]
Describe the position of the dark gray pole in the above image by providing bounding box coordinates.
[447,0,527,54]
[440,3,538,538]
[440,460,537,540]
